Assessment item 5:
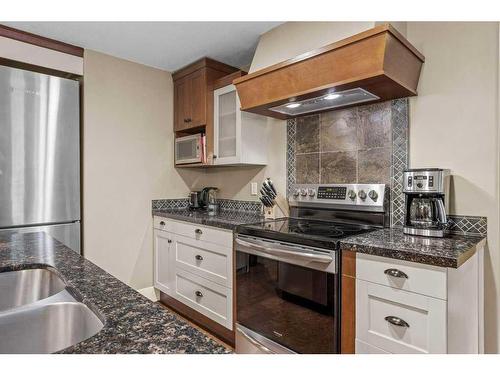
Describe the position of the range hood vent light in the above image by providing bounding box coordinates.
[269,88,379,116]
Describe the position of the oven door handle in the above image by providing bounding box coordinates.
[236,326,273,353]
[235,237,333,263]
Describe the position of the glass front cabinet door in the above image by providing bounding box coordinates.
[213,84,268,166]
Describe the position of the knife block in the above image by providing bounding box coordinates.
[263,193,290,219]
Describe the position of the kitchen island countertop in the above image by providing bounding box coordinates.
[0,230,230,354]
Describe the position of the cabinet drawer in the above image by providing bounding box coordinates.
[153,216,175,231]
[356,253,447,300]
[173,268,232,329]
[154,217,233,248]
[355,339,390,354]
[356,280,447,354]
[174,235,232,287]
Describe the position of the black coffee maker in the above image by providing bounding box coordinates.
[403,168,450,237]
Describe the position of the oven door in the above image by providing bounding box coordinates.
[175,133,202,164]
[235,235,339,354]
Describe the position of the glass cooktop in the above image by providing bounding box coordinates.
[237,218,377,250]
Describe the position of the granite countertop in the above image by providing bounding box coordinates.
[340,228,486,268]
[151,209,486,268]
[0,231,230,354]
[152,208,265,231]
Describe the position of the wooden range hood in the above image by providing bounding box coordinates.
[233,24,425,119]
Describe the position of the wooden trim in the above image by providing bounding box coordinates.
[0,24,83,57]
[212,70,246,90]
[0,57,82,80]
[341,250,356,354]
[342,250,356,278]
[234,23,423,86]
[173,57,238,81]
[159,292,235,346]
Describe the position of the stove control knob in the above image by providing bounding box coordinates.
[300,188,308,197]
[307,188,316,197]
[293,189,300,197]
[358,190,367,200]
[368,190,378,201]
[348,190,357,200]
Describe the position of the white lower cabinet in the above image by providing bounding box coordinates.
[356,279,447,354]
[173,268,232,329]
[153,217,233,330]
[355,252,483,354]
[154,229,174,295]
[355,339,390,354]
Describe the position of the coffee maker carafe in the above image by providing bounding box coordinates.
[403,168,450,237]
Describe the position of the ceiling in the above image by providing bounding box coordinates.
[2,22,282,71]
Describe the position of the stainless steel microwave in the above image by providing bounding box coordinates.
[175,133,202,164]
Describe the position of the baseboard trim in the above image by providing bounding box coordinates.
[137,286,160,302]
[160,291,235,346]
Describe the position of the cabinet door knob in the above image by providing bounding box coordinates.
[195,229,203,235]
[167,239,172,243]
[159,221,166,226]
[195,290,203,297]
[195,255,203,261]
[384,268,408,279]
[385,316,410,328]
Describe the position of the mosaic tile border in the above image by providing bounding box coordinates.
[217,199,262,213]
[152,198,262,213]
[286,118,297,197]
[447,215,487,236]
[390,98,409,227]
[152,198,189,210]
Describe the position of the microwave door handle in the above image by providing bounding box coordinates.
[235,238,333,263]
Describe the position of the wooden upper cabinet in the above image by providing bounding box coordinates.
[174,76,190,131]
[173,58,238,132]
[189,69,206,128]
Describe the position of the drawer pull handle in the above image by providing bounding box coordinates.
[384,268,408,279]
[159,221,166,226]
[385,316,410,328]
[195,229,203,235]
[195,290,203,297]
[195,255,203,261]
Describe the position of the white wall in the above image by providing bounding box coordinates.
[83,50,189,289]
[197,118,287,200]
[249,22,375,72]
[405,22,499,353]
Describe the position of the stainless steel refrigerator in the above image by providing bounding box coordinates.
[0,65,81,253]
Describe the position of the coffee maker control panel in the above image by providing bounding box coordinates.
[403,169,449,194]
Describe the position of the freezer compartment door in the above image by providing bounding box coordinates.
[0,65,80,228]
[0,222,81,254]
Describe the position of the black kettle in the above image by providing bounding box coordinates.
[198,187,218,209]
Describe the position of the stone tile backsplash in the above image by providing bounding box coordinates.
[287,99,488,236]
[294,101,394,186]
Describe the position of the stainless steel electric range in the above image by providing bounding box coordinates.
[235,183,387,354]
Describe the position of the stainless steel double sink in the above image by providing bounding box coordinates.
[0,268,104,353]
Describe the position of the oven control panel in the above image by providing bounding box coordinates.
[317,186,347,200]
[289,183,386,212]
